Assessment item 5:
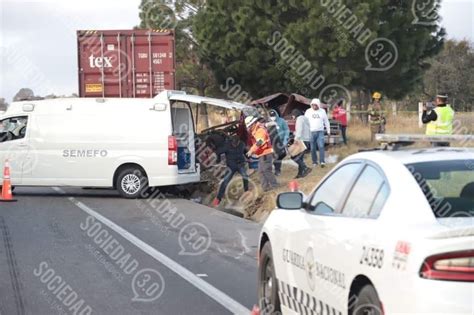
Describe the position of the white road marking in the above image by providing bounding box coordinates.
[216,245,228,254]
[196,274,208,277]
[238,230,251,254]
[52,187,251,315]
[235,230,252,260]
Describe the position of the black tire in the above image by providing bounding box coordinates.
[115,167,148,199]
[258,242,281,314]
[351,284,383,315]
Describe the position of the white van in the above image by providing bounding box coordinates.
[0,90,249,198]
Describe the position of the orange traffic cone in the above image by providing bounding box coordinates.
[0,159,17,202]
[288,180,299,192]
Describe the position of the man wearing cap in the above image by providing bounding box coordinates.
[422,93,455,146]
[245,115,278,191]
[305,98,330,167]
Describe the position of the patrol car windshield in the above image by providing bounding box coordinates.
[406,160,474,218]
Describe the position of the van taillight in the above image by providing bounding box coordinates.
[168,136,177,165]
[420,250,474,282]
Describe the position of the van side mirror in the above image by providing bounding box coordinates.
[277,192,303,210]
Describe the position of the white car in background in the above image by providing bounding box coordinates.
[258,146,473,315]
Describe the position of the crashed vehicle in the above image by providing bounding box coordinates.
[251,93,343,145]
[187,94,257,171]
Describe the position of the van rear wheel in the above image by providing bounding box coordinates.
[116,167,148,199]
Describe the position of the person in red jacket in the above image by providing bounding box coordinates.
[332,99,348,145]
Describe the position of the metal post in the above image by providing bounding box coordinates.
[100,33,105,98]
[418,102,423,129]
[131,34,136,98]
[148,32,153,98]
[346,101,351,123]
[117,33,122,98]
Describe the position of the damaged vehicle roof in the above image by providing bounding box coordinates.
[166,91,251,111]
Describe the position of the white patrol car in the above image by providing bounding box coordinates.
[258,140,473,315]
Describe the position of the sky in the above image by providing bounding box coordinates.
[0,0,473,103]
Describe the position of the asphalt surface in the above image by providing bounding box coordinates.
[0,187,261,315]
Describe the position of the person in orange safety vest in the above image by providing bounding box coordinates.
[245,116,279,192]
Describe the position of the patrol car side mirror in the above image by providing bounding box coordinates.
[277,192,303,210]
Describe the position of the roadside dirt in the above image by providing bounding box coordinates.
[190,113,474,222]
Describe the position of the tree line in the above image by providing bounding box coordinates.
[2,1,472,111]
[137,0,473,111]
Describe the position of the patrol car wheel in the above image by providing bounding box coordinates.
[351,284,382,315]
[258,242,281,314]
[116,167,148,199]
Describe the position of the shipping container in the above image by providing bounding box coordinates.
[77,29,175,98]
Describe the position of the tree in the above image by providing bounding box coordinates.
[355,0,445,100]
[13,88,35,101]
[194,0,445,100]
[423,40,474,111]
[138,0,217,96]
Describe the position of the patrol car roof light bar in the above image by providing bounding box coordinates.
[375,134,474,151]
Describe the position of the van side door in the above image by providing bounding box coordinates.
[171,102,196,174]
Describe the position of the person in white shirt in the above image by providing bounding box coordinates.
[304,98,330,167]
[291,109,312,178]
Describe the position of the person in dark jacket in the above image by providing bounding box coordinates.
[267,109,289,176]
[212,135,249,206]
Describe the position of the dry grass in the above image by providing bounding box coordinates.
[200,111,474,221]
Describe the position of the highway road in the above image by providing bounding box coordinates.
[0,187,261,315]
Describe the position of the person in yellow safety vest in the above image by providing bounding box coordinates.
[368,92,386,142]
[422,93,455,146]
